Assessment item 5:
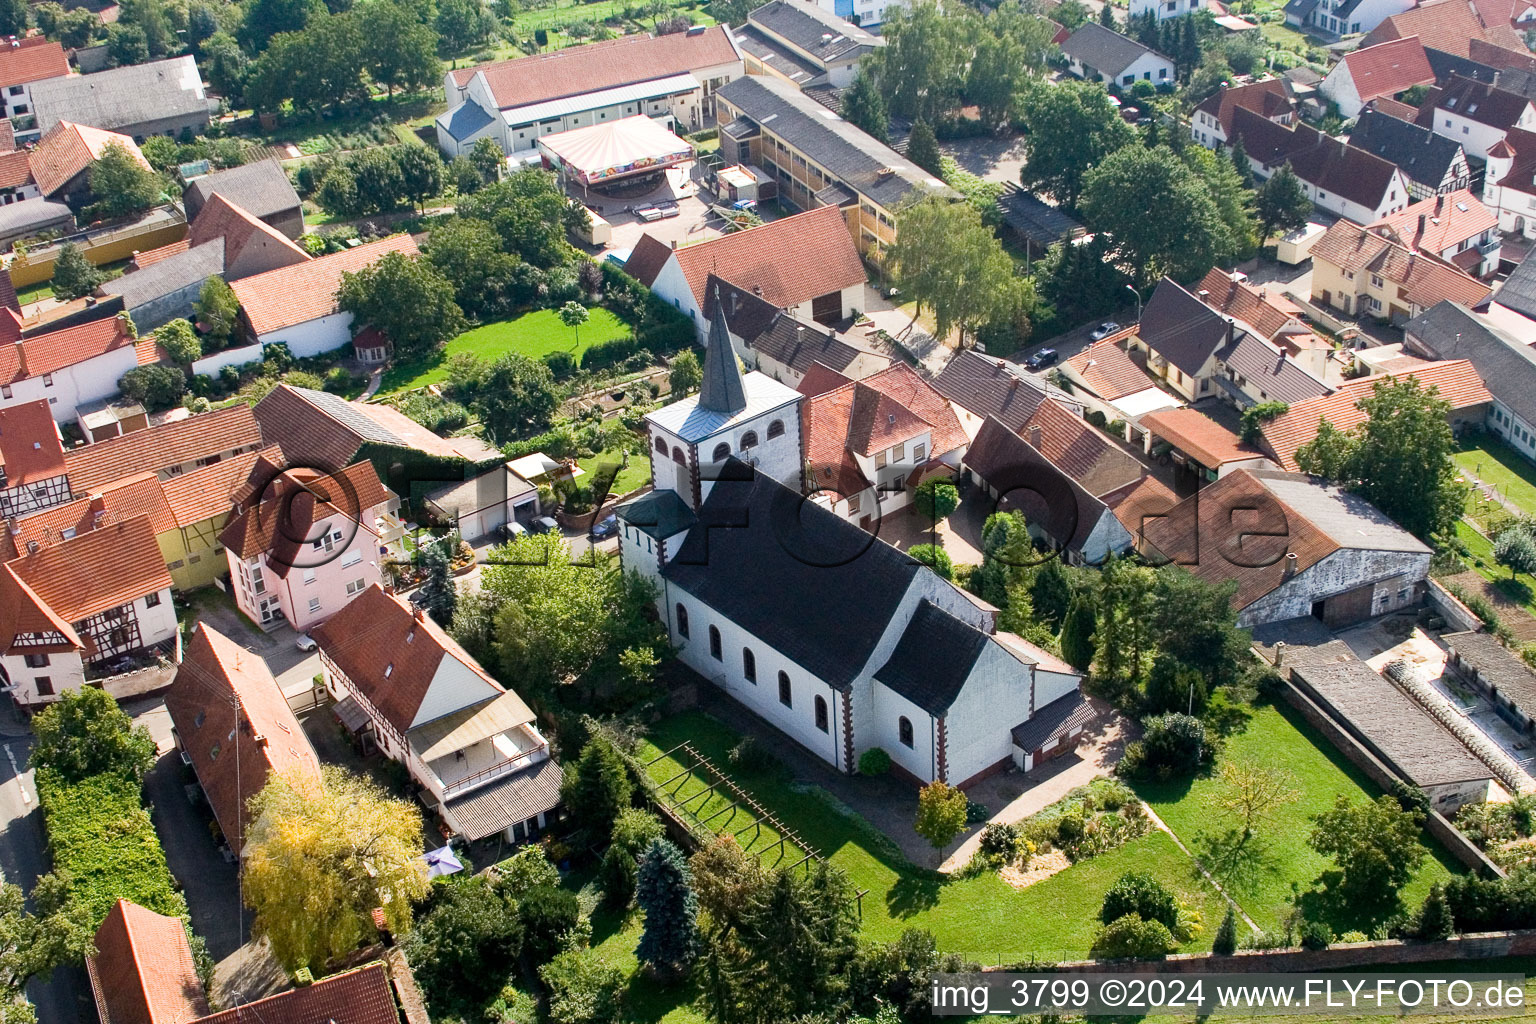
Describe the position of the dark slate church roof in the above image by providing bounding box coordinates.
[874,599,991,715]
[661,464,926,690]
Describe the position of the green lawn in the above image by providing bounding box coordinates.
[1133,701,1464,937]
[639,713,1228,965]
[378,307,633,394]
[584,446,651,499]
[1457,434,1536,517]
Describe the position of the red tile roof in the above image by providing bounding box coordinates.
[1194,78,1295,135]
[1493,127,1536,196]
[1259,360,1491,469]
[218,462,392,577]
[29,120,149,198]
[85,900,209,1024]
[0,40,68,91]
[131,238,190,268]
[0,562,82,653]
[1195,268,1303,340]
[1020,396,1145,498]
[0,399,64,485]
[159,447,283,528]
[3,471,176,559]
[1337,36,1435,107]
[0,149,32,190]
[166,624,320,853]
[311,584,505,735]
[1105,473,1178,538]
[187,192,309,276]
[8,514,172,623]
[1468,36,1536,71]
[796,360,854,397]
[1368,188,1499,256]
[0,311,140,385]
[1311,218,1493,310]
[1363,0,1527,57]
[1139,407,1267,469]
[196,962,400,1024]
[1063,335,1162,401]
[462,27,740,109]
[231,234,418,336]
[64,404,264,494]
[640,206,866,312]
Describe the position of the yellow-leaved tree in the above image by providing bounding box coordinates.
[243,766,429,972]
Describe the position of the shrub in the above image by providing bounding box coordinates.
[1414,884,1455,940]
[914,478,960,522]
[727,735,775,772]
[118,365,187,410]
[977,822,1019,860]
[324,366,359,393]
[859,747,891,776]
[405,877,522,1010]
[520,885,580,965]
[1213,906,1238,955]
[1092,914,1177,959]
[1100,872,1180,931]
[1118,713,1208,780]
[540,949,625,1024]
[908,543,953,579]
[1299,920,1332,950]
[545,349,578,379]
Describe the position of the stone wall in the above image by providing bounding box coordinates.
[1427,578,1485,633]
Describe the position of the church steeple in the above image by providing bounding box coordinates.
[698,286,748,416]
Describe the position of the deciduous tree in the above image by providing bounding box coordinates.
[338,252,465,361]
[154,318,201,365]
[425,216,519,318]
[889,194,1025,347]
[1017,80,1135,208]
[88,142,162,219]
[1309,794,1426,907]
[404,877,521,1013]
[914,782,967,862]
[29,686,155,784]
[1255,162,1312,244]
[1218,758,1300,845]
[243,767,430,971]
[668,348,702,398]
[194,275,240,351]
[474,352,558,444]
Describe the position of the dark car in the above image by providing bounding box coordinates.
[590,513,619,539]
[1025,347,1058,370]
[529,515,560,535]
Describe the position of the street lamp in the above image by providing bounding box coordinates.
[1126,285,1142,323]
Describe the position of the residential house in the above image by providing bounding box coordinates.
[230,234,418,357]
[1471,0,1536,32]
[1320,36,1435,117]
[6,447,283,591]
[1309,217,1492,321]
[703,275,890,385]
[2,514,176,703]
[252,384,504,495]
[0,312,156,424]
[1283,640,1493,811]
[0,40,68,134]
[437,28,743,157]
[1191,78,1296,149]
[315,584,564,842]
[1256,359,1491,469]
[182,158,304,239]
[1366,188,1501,277]
[1229,106,1412,222]
[1483,126,1536,239]
[810,0,906,27]
[62,403,266,493]
[423,463,540,541]
[0,149,36,207]
[735,1,881,90]
[219,461,400,632]
[27,120,151,204]
[714,74,951,254]
[1405,301,1536,462]
[1058,332,1182,426]
[29,56,210,140]
[100,193,311,331]
[1193,267,1332,379]
[1130,0,1206,22]
[86,900,404,1024]
[166,623,320,855]
[1059,23,1175,88]
[1141,467,1431,628]
[0,401,71,518]
[1350,107,1472,200]
[1126,276,1332,407]
[1489,249,1536,330]
[930,347,1085,433]
[800,360,968,526]
[626,206,867,336]
[963,415,1134,565]
[1283,0,1413,37]
[1136,405,1276,481]
[1362,0,1528,58]
[1415,73,1536,159]
[618,335,1088,787]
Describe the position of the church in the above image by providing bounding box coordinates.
[615,295,1091,789]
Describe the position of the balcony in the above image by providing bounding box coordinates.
[418,722,550,801]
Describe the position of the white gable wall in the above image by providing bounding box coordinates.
[870,681,937,782]
[411,655,504,729]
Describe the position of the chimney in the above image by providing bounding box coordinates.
[729,291,738,316]
[1198,289,1210,301]
[670,239,678,249]
[1284,550,1298,577]
[255,734,268,748]
[1416,213,1426,243]
[12,340,23,379]
[1027,424,1042,448]
[89,494,106,526]
[413,604,425,621]
[1274,640,1286,668]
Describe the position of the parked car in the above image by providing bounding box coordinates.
[1089,321,1121,340]
[505,520,528,538]
[1025,347,1058,370]
[529,515,560,535]
[591,513,619,539]
[296,632,317,652]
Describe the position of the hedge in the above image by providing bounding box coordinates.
[36,769,188,926]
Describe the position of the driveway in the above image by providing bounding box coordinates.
[876,497,986,567]
[939,704,1131,872]
[143,751,246,958]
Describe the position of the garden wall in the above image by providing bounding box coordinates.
[1006,929,1536,974]
[7,208,188,286]
[192,342,264,378]
[1427,579,1484,633]
[1274,674,1503,878]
